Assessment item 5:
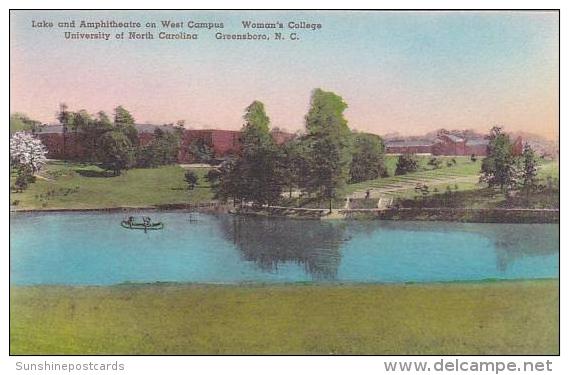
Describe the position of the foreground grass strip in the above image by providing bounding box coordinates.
[10,280,558,355]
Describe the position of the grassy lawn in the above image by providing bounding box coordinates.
[10,158,558,211]
[392,159,559,209]
[345,157,558,206]
[10,161,214,210]
[343,156,482,196]
[10,280,558,355]
[345,157,558,198]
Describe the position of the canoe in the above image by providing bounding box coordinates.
[121,221,164,230]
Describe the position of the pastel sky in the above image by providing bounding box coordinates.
[10,10,559,139]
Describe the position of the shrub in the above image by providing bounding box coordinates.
[395,153,418,175]
[184,171,198,190]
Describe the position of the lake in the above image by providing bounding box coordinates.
[10,212,559,285]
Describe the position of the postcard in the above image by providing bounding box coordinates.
[9,9,559,358]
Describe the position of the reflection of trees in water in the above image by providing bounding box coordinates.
[346,221,559,272]
[217,215,348,280]
[487,225,559,272]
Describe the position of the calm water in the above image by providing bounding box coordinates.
[10,212,559,285]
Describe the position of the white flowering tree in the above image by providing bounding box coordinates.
[10,131,48,173]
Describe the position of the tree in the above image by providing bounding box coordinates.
[349,132,387,183]
[235,101,283,206]
[10,132,48,173]
[138,128,181,167]
[205,168,222,186]
[71,109,92,158]
[280,137,311,197]
[395,153,418,175]
[113,106,138,145]
[520,143,538,197]
[213,158,243,205]
[188,138,214,163]
[184,170,198,190]
[10,132,47,192]
[99,130,135,175]
[304,89,352,211]
[481,126,516,194]
[77,111,113,161]
[14,165,35,192]
[57,103,73,156]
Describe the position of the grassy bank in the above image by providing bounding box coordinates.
[10,161,214,210]
[10,158,558,214]
[346,207,559,223]
[10,280,558,355]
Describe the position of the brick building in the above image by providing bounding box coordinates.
[432,134,467,155]
[386,134,493,156]
[35,124,292,162]
[177,129,241,163]
[35,125,88,160]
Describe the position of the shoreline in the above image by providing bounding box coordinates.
[10,205,560,223]
[10,277,560,289]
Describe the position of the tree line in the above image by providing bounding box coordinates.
[481,126,540,198]
[211,88,388,211]
[55,104,184,175]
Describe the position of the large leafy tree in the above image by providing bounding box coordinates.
[349,132,387,183]
[280,136,311,197]
[113,106,138,145]
[215,101,282,205]
[304,88,352,211]
[10,132,48,173]
[10,132,48,191]
[137,128,181,167]
[99,130,135,175]
[481,126,516,194]
[92,111,114,157]
[214,158,244,205]
[236,101,283,205]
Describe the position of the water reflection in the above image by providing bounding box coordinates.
[217,215,347,280]
[218,216,559,278]
[10,212,559,285]
[344,220,559,272]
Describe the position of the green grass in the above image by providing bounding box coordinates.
[345,156,559,204]
[382,155,479,176]
[537,159,559,181]
[10,280,558,355]
[343,156,482,196]
[10,161,214,210]
[10,158,559,211]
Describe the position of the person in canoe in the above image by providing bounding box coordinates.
[121,216,164,230]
